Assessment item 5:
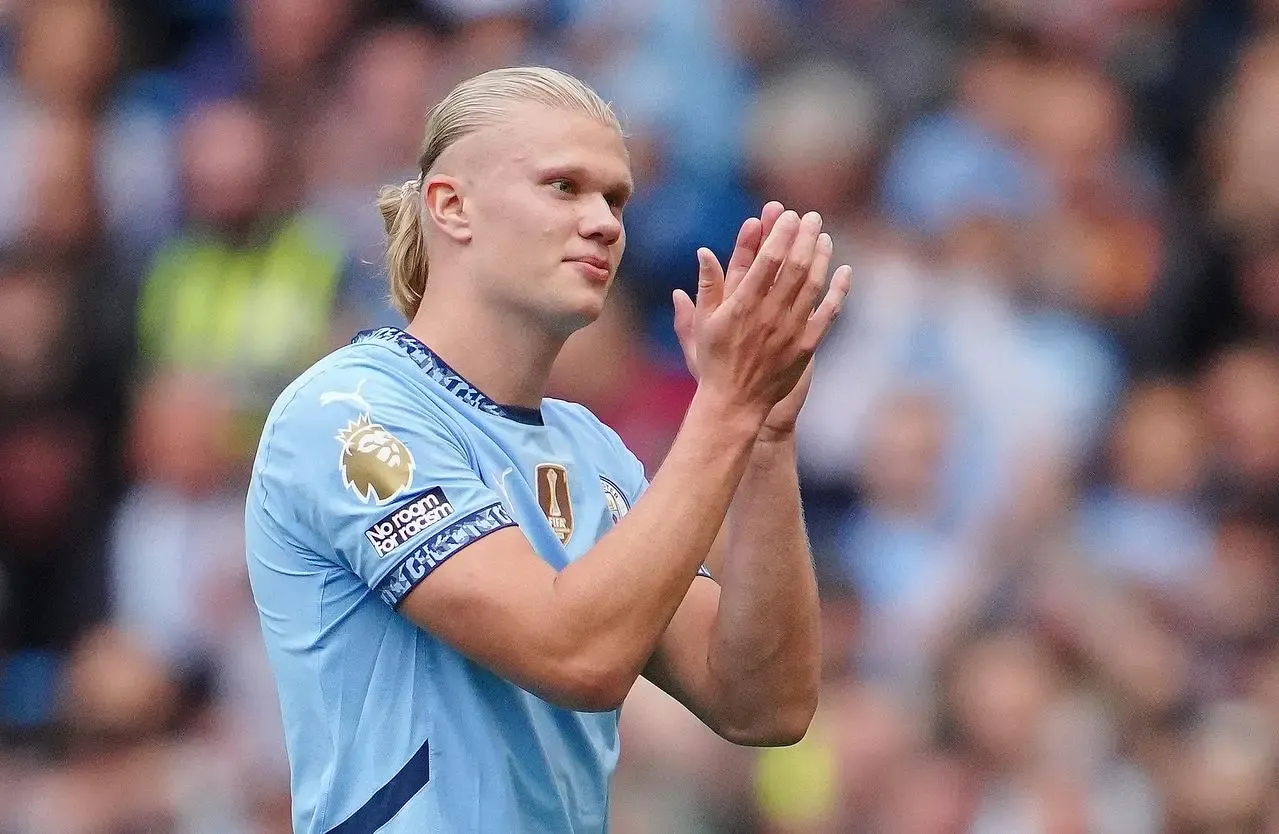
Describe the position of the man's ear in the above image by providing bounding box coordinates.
[423,175,472,243]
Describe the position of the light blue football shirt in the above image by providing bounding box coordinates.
[245,327,710,834]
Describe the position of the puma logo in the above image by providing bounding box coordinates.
[320,379,371,412]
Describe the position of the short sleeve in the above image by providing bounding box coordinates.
[259,363,516,608]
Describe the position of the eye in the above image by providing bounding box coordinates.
[550,178,576,194]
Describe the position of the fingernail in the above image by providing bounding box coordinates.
[804,211,822,226]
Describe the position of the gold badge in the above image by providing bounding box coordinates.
[536,463,573,545]
[336,414,415,504]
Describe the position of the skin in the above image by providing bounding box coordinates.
[398,99,852,745]
[409,100,633,406]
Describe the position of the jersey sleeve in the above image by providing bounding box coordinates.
[259,361,517,608]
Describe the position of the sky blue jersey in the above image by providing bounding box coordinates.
[245,327,710,834]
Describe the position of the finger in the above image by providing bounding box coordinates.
[733,210,801,305]
[695,247,726,315]
[723,217,763,295]
[672,289,699,377]
[672,289,695,346]
[800,264,853,351]
[769,211,824,314]
[786,232,833,331]
[759,201,784,239]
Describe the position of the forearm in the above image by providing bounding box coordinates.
[706,435,820,732]
[548,389,761,704]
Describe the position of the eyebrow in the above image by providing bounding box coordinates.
[539,164,634,203]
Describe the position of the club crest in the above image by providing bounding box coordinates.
[336,413,415,504]
[600,477,630,526]
[536,463,573,545]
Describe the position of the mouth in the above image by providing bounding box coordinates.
[565,256,611,282]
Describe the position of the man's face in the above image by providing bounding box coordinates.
[182,101,272,230]
[445,101,632,333]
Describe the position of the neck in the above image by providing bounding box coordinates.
[405,287,566,411]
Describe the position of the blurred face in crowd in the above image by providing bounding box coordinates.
[1110,382,1207,499]
[947,632,1061,770]
[128,370,238,497]
[29,111,99,252]
[0,263,72,402]
[181,100,274,232]
[453,13,537,79]
[958,36,1037,141]
[24,628,184,834]
[345,27,441,171]
[1200,346,1279,484]
[0,414,92,546]
[746,62,882,218]
[860,390,948,515]
[307,26,441,194]
[877,754,975,834]
[1211,34,1279,234]
[16,0,118,111]
[1173,702,1277,830]
[1025,64,1124,206]
[427,100,631,334]
[61,626,178,742]
[0,269,93,546]
[822,684,918,815]
[241,0,353,87]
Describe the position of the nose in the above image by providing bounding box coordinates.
[580,195,622,247]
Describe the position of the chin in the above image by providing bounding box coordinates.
[562,304,606,333]
[550,294,608,336]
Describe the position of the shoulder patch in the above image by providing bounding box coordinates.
[336,413,415,504]
[365,487,455,557]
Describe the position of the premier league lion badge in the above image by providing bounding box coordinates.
[337,413,415,504]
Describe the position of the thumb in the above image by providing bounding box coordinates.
[695,248,725,315]
[672,289,699,378]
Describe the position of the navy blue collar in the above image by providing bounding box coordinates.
[353,327,545,426]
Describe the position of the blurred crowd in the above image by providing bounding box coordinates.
[0,0,1277,831]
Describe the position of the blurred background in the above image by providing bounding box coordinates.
[0,0,1278,831]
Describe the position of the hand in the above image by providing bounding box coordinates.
[672,202,852,434]
[736,205,826,440]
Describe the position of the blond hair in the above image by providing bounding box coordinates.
[378,66,620,321]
